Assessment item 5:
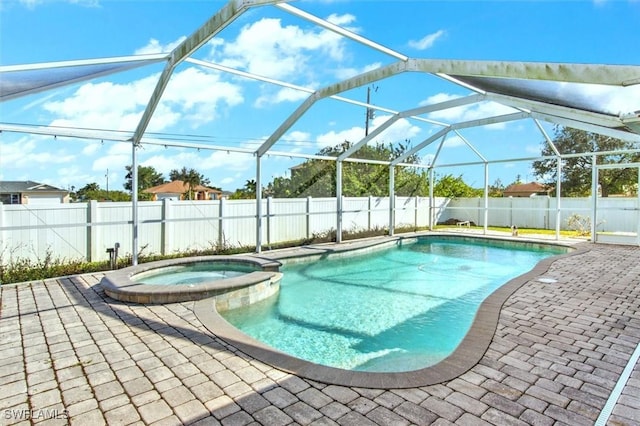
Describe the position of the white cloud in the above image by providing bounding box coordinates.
[138,151,199,176]
[420,93,519,129]
[277,130,314,154]
[212,18,347,81]
[288,130,312,142]
[207,150,254,173]
[135,36,186,55]
[54,165,96,190]
[408,30,445,50]
[315,115,421,149]
[133,144,255,186]
[334,62,382,80]
[92,153,129,175]
[443,134,465,148]
[82,142,101,156]
[370,115,422,143]
[560,82,640,116]
[254,87,310,108]
[316,126,364,148]
[0,135,76,169]
[42,67,244,132]
[19,0,99,9]
[420,93,460,106]
[326,13,356,27]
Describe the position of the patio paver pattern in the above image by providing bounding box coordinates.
[1,242,639,425]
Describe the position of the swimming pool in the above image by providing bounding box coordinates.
[131,262,256,285]
[220,237,567,373]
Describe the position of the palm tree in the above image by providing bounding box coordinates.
[170,167,209,200]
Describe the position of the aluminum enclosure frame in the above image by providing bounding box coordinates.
[1,0,640,261]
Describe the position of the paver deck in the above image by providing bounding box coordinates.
[1,240,639,425]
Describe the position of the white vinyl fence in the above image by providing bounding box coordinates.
[0,197,444,264]
[2,195,638,265]
[439,196,638,233]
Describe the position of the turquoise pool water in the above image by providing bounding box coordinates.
[221,239,564,372]
[132,263,255,285]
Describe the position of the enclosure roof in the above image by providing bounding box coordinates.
[0,55,168,102]
[1,0,639,164]
[454,75,630,117]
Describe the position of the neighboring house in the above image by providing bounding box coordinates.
[143,180,222,201]
[0,181,70,204]
[503,182,552,197]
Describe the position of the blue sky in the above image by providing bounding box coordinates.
[1,0,639,194]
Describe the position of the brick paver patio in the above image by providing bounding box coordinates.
[1,241,639,425]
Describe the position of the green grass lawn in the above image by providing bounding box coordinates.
[432,225,585,238]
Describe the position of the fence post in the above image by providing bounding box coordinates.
[218,197,225,249]
[267,196,272,247]
[161,199,170,255]
[88,200,99,262]
[0,202,4,260]
[368,196,373,231]
[306,197,312,239]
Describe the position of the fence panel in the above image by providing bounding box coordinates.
[222,200,259,248]
[596,198,638,233]
[343,197,372,232]
[1,203,88,262]
[167,200,220,253]
[6,195,640,265]
[268,198,307,244]
[309,198,337,236]
[97,201,135,259]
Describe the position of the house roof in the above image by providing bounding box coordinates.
[143,180,221,194]
[504,182,551,194]
[0,180,67,193]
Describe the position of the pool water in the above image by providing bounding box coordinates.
[221,239,564,372]
[132,263,254,286]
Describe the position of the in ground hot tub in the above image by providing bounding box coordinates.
[100,255,282,308]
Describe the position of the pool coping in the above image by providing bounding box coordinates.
[194,233,589,389]
[100,255,282,304]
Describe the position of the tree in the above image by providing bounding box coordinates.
[266,140,429,198]
[74,183,130,202]
[169,167,211,200]
[432,174,483,198]
[488,178,505,197]
[124,165,165,200]
[532,127,640,197]
[230,179,257,199]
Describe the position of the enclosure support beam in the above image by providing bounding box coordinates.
[391,112,527,166]
[131,143,139,265]
[389,165,395,236]
[637,169,640,246]
[591,155,598,242]
[429,168,435,230]
[555,157,562,240]
[336,161,343,244]
[256,156,263,253]
[407,58,640,86]
[132,0,282,145]
[257,61,408,158]
[483,162,489,235]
